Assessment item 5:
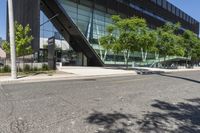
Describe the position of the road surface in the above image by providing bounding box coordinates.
[0,71,200,133]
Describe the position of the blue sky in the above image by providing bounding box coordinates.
[168,0,200,22]
[0,0,200,39]
[0,0,6,39]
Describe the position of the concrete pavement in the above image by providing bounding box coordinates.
[57,66,136,76]
[1,66,200,84]
[0,67,136,84]
[133,66,200,73]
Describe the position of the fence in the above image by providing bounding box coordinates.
[0,57,48,70]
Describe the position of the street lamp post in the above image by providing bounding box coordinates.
[8,0,17,79]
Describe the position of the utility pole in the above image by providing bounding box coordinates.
[8,0,17,79]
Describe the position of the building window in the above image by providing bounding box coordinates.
[80,0,92,7]
[156,0,162,6]
[172,6,175,14]
[167,3,172,12]
[162,1,167,9]
[180,12,183,19]
[175,8,179,16]
[151,0,156,3]
[183,13,186,20]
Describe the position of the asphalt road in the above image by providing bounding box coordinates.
[0,71,200,133]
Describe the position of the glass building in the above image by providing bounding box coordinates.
[9,0,200,66]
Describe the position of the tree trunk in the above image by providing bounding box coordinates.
[144,50,148,62]
[155,52,159,60]
[114,54,116,65]
[99,47,103,61]
[103,50,107,62]
[124,52,127,65]
[126,50,129,70]
[163,56,166,68]
[23,54,25,71]
[141,48,144,62]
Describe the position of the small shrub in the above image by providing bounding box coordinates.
[23,64,31,72]
[2,65,11,73]
[18,67,23,72]
[33,67,38,71]
[42,64,49,71]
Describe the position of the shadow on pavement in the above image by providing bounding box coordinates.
[86,111,135,133]
[137,98,200,133]
[132,68,165,75]
[158,73,200,84]
[86,98,200,133]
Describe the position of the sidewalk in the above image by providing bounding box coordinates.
[133,67,200,74]
[0,66,137,84]
[57,66,136,76]
[1,66,200,84]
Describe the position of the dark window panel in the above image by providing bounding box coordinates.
[162,0,167,9]
[167,3,172,12]
[156,0,162,6]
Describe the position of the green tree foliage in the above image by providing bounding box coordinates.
[192,40,200,61]
[111,15,148,68]
[2,41,10,54]
[101,15,200,68]
[138,27,157,62]
[99,25,117,62]
[156,22,185,60]
[2,22,33,57]
[182,30,200,61]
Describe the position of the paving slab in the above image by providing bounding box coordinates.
[57,66,136,76]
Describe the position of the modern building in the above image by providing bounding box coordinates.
[7,0,200,66]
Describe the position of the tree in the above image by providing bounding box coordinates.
[2,22,33,57]
[182,30,199,60]
[99,25,117,62]
[191,39,200,62]
[183,30,200,62]
[112,41,122,64]
[2,41,10,54]
[138,27,157,62]
[112,15,147,68]
[155,23,184,61]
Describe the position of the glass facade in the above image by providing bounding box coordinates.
[40,11,68,50]
[59,0,113,44]
[150,0,196,25]
[40,11,72,62]
[40,0,199,65]
[58,0,129,63]
[58,0,145,63]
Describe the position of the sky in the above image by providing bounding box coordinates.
[0,0,6,39]
[168,0,200,22]
[0,0,200,39]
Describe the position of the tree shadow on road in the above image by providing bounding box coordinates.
[137,98,200,133]
[86,98,200,133]
[85,111,135,133]
[158,73,200,84]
